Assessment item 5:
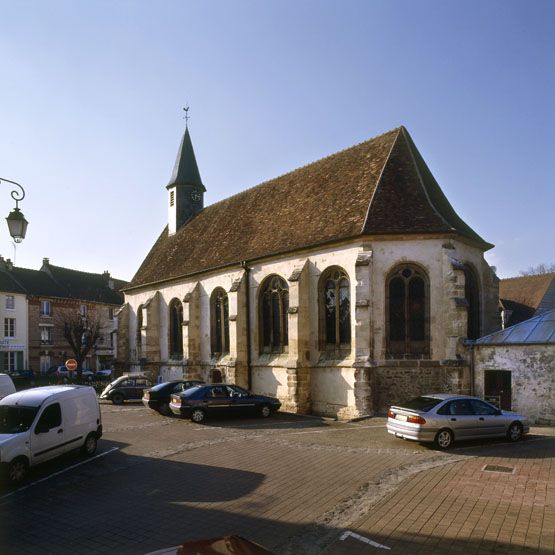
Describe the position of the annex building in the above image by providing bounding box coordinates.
[117,125,500,418]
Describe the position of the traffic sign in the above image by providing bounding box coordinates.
[65,359,78,371]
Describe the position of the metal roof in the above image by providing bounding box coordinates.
[475,308,555,345]
[0,385,79,407]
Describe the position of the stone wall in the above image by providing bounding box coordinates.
[474,344,555,425]
[373,361,471,415]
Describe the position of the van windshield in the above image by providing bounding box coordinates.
[0,405,40,434]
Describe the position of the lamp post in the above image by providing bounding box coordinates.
[0,177,28,243]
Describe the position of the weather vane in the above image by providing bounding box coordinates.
[183,105,190,127]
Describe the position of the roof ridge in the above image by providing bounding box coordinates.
[195,126,402,214]
[361,127,403,232]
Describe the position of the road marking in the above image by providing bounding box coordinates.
[340,530,391,550]
[0,447,120,502]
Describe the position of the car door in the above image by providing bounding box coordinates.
[439,399,477,439]
[469,399,506,437]
[133,379,151,400]
[228,385,257,416]
[205,385,232,417]
[30,402,66,464]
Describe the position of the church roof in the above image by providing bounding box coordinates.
[166,126,205,192]
[129,126,492,290]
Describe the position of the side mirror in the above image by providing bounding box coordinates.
[495,409,502,416]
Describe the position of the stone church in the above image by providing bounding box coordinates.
[116,125,499,418]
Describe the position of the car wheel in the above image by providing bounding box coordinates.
[82,433,98,457]
[435,429,454,449]
[111,393,124,405]
[191,408,206,423]
[158,402,171,416]
[7,457,29,485]
[260,404,271,418]
[507,421,523,442]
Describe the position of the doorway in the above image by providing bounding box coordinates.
[484,370,512,410]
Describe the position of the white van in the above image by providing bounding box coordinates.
[0,385,102,485]
[0,374,16,399]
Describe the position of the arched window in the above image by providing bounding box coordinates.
[136,305,143,357]
[259,275,289,353]
[464,265,480,340]
[169,298,183,358]
[387,265,429,357]
[210,288,230,356]
[320,267,351,350]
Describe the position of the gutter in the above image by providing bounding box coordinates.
[241,261,252,391]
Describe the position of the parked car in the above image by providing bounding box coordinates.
[95,368,113,378]
[142,380,205,415]
[55,366,94,380]
[99,374,153,405]
[0,385,102,485]
[169,384,281,423]
[386,394,529,449]
[7,369,35,381]
[44,366,60,376]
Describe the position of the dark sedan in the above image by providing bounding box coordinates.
[142,380,204,415]
[169,384,281,423]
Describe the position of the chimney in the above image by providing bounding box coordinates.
[6,259,13,271]
[43,257,50,266]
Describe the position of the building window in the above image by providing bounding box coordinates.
[5,296,15,310]
[40,356,51,373]
[210,288,229,357]
[464,265,481,340]
[40,300,52,316]
[4,318,16,338]
[80,304,87,318]
[170,190,175,207]
[259,275,289,354]
[136,305,143,356]
[3,352,17,372]
[386,265,429,357]
[168,299,183,359]
[108,307,114,320]
[320,267,351,351]
[40,326,53,344]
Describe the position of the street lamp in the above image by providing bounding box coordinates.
[0,177,28,242]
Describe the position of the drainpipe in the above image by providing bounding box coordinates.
[241,260,252,391]
[469,341,475,396]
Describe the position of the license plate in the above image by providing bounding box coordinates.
[396,414,408,421]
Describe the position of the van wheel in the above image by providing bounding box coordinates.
[7,457,29,485]
[435,429,454,449]
[111,393,124,405]
[191,409,206,423]
[82,434,98,457]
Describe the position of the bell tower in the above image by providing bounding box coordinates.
[167,112,205,235]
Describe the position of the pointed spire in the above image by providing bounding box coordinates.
[166,126,205,191]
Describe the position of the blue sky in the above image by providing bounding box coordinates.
[0,0,553,281]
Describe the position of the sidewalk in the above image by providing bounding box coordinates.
[321,435,555,554]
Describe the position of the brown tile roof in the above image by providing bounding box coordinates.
[500,273,555,326]
[129,127,492,289]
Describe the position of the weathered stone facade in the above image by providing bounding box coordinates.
[474,344,555,425]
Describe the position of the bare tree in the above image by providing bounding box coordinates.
[54,310,103,377]
[519,263,555,276]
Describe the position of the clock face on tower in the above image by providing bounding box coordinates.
[191,190,201,202]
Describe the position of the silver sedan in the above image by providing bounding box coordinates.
[387,394,529,449]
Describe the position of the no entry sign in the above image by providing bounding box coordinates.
[65,359,78,371]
